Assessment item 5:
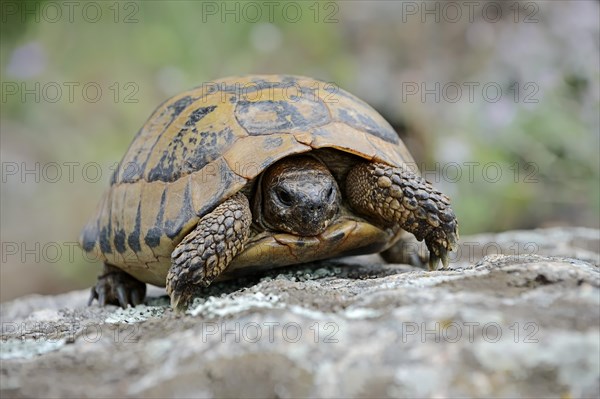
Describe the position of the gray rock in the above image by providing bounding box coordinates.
[1,227,599,398]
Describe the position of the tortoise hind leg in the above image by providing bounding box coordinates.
[88,264,146,308]
[167,193,252,312]
[346,162,459,270]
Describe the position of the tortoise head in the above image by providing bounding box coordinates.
[259,156,340,236]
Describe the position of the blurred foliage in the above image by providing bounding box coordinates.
[1,0,598,300]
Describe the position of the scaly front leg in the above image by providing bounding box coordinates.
[346,162,459,270]
[166,193,252,312]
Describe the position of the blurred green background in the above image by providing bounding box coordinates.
[1,0,598,301]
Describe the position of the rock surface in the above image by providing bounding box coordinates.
[1,227,599,398]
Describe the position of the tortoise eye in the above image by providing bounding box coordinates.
[276,188,293,206]
[326,186,335,202]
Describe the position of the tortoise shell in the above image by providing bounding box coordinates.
[80,75,416,286]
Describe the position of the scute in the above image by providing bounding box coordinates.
[234,97,330,135]
[143,189,167,249]
[81,74,416,275]
[114,94,202,184]
[332,93,399,144]
[146,105,218,182]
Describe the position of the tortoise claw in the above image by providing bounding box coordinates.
[88,286,97,306]
[169,285,196,314]
[429,248,450,270]
[426,213,458,271]
[428,252,440,271]
[88,266,146,308]
[426,234,456,270]
[131,290,143,307]
[98,288,107,306]
[116,285,129,308]
[441,251,450,269]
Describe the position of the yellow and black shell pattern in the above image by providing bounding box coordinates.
[80,75,415,273]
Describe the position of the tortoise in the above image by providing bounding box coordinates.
[80,75,458,311]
